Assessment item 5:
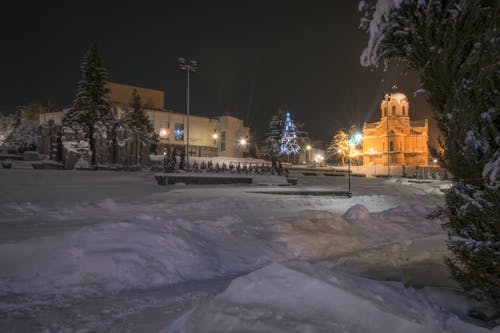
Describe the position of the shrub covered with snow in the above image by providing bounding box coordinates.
[0,113,15,147]
[6,122,37,153]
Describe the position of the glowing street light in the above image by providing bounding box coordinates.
[239,138,247,146]
[305,145,312,162]
[384,93,391,177]
[347,132,363,198]
[212,133,218,139]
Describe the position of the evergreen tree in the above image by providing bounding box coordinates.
[63,42,114,165]
[264,109,285,158]
[121,89,158,156]
[122,89,153,132]
[280,112,301,156]
[361,0,500,305]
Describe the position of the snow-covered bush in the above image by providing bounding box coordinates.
[360,0,500,305]
[0,114,15,147]
[7,122,37,153]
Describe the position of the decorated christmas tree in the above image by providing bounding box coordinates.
[280,112,300,156]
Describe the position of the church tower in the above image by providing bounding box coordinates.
[362,92,428,167]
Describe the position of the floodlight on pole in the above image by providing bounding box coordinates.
[178,57,198,167]
[384,93,391,177]
[347,132,363,198]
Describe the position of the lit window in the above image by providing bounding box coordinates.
[174,123,184,141]
[159,121,169,138]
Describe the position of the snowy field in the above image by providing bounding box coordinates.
[0,168,497,332]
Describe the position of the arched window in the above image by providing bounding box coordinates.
[390,141,394,151]
[402,106,406,115]
[392,106,396,116]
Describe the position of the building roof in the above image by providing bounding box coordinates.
[106,82,165,110]
[410,120,427,127]
[364,122,379,129]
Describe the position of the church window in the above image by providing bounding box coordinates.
[390,141,394,151]
[402,106,406,115]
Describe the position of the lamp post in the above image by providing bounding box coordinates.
[163,148,167,172]
[178,57,198,167]
[348,144,351,197]
[347,133,362,198]
[384,93,391,177]
[306,145,312,163]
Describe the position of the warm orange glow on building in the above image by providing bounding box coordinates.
[362,93,428,166]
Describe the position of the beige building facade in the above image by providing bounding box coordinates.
[39,82,251,158]
[362,93,428,166]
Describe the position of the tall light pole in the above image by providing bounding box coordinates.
[347,132,362,198]
[178,57,198,167]
[306,144,312,163]
[384,93,391,177]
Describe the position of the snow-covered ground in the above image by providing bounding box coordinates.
[0,168,496,332]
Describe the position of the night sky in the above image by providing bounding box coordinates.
[0,0,434,144]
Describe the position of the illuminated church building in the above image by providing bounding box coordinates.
[362,93,429,166]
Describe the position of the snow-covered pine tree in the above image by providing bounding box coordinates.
[63,42,114,165]
[264,109,285,158]
[121,89,158,161]
[122,89,153,132]
[361,0,500,305]
[295,120,310,151]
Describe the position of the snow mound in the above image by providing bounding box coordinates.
[0,215,276,298]
[343,203,371,220]
[272,204,445,260]
[169,262,489,333]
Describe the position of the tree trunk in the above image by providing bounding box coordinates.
[89,126,96,166]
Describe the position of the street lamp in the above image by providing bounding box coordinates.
[347,132,362,198]
[306,144,312,163]
[178,57,198,167]
[384,93,391,177]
